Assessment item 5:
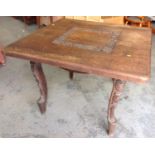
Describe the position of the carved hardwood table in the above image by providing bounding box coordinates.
[4,19,152,135]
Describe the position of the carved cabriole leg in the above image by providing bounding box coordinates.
[108,79,126,136]
[30,61,47,114]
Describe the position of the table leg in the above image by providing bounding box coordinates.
[108,79,126,136]
[30,61,47,114]
[69,71,74,80]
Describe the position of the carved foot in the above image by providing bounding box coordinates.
[30,61,47,114]
[108,79,126,136]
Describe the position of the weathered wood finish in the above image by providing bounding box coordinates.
[4,19,152,83]
[30,61,47,113]
[4,19,152,135]
[108,79,126,136]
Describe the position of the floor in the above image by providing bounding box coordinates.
[0,16,155,138]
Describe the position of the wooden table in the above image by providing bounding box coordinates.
[124,16,151,28]
[3,19,152,135]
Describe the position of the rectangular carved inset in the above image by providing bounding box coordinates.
[53,27,121,53]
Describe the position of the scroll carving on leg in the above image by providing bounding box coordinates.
[30,61,47,114]
[108,79,126,136]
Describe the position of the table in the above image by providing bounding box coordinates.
[124,16,151,28]
[4,19,152,135]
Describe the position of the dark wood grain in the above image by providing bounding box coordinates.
[3,19,152,135]
[4,19,152,83]
[30,61,47,113]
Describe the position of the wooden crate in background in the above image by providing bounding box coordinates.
[66,16,124,25]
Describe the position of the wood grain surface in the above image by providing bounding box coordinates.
[4,19,152,83]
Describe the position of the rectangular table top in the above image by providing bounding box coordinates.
[4,19,152,83]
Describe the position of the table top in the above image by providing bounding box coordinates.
[4,19,152,83]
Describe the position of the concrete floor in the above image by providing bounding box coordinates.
[0,17,155,138]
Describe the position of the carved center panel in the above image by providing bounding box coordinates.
[53,27,121,53]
